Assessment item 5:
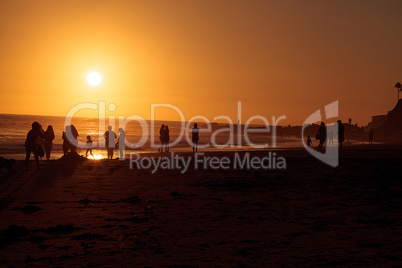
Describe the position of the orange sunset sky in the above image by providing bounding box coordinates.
[0,0,401,125]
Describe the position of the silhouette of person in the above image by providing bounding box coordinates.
[164,125,170,152]
[327,131,334,147]
[35,124,45,155]
[337,120,345,150]
[158,124,165,153]
[62,125,71,155]
[104,126,117,159]
[69,125,79,153]
[62,125,79,155]
[192,123,199,152]
[44,125,55,160]
[307,136,312,147]
[25,122,46,170]
[118,128,126,160]
[86,135,94,158]
[369,128,373,144]
[317,122,326,150]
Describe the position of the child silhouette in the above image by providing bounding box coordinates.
[307,136,312,147]
[86,135,94,159]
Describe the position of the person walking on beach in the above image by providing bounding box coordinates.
[317,122,326,150]
[307,136,312,147]
[337,120,345,150]
[164,125,170,152]
[104,126,117,159]
[25,122,46,170]
[158,124,165,153]
[86,135,94,158]
[44,125,55,160]
[192,123,199,152]
[118,128,126,160]
[369,128,374,144]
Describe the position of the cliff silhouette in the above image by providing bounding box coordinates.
[376,99,402,141]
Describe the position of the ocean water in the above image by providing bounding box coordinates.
[0,113,303,160]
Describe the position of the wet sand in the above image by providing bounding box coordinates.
[0,146,401,266]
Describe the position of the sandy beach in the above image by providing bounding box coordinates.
[0,146,401,266]
[2,0,402,266]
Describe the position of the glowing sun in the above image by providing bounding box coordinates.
[88,153,103,160]
[86,71,102,86]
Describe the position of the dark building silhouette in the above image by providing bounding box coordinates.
[373,100,402,141]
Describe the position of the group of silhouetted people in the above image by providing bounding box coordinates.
[158,124,170,153]
[61,125,126,160]
[64,125,126,160]
[24,122,55,170]
[83,126,126,160]
[27,118,373,171]
[104,126,126,160]
[307,120,345,151]
[24,121,204,170]
[308,120,375,149]
[25,123,126,170]
[157,123,200,153]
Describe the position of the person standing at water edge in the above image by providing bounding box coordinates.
[307,136,312,147]
[44,125,55,160]
[164,125,170,152]
[192,123,199,152]
[104,126,117,159]
[86,135,94,159]
[62,126,70,156]
[158,124,165,153]
[25,122,46,170]
[118,128,126,160]
[337,120,345,150]
[317,122,326,150]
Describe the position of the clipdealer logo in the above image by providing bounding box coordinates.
[62,100,340,171]
[129,152,286,174]
[63,101,286,155]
